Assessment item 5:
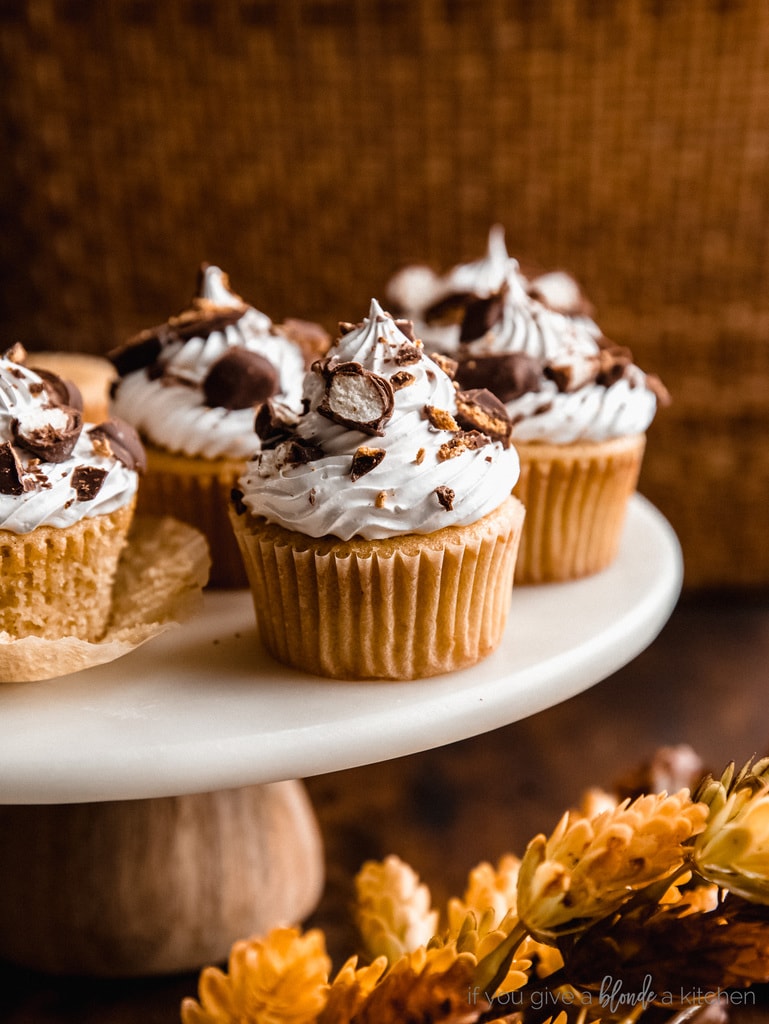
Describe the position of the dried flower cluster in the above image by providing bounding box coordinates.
[181,750,769,1024]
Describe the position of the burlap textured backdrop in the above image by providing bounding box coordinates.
[2,0,767,588]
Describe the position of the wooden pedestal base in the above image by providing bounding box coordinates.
[0,780,324,977]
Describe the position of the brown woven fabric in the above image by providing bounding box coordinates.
[2,0,768,587]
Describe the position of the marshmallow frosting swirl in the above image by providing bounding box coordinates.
[110,266,307,460]
[0,349,142,533]
[457,267,664,444]
[236,299,520,541]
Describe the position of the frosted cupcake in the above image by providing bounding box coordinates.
[0,344,144,643]
[450,265,669,583]
[109,265,328,587]
[230,299,525,680]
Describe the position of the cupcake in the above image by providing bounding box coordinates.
[449,264,670,583]
[109,264,329,587]
[229,298,525,680]
[386,225,515,355]
[0,344,145,643]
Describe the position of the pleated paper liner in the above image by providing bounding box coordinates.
[512,434,646,584]
[0,500,136,643]
[140,445,248,588]
[230,494,525,681]
[0,516,210,683]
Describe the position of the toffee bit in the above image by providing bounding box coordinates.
[375,490,387,509]
[429,352,458,380]
[435,485,455,511]
[350,445,386,481]
[438,430,490,461]
[389,370,416,391]
[415,447,426,465]
[455,388,513,446]
[424,405,459,432]
[393,342,422,366]
[5,342,27,364]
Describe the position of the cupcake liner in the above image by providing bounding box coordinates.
[230,494,525,680]
[0,501,136,643]
[140,445,247,588]
[512,434,646,584]
[0,516,210,683]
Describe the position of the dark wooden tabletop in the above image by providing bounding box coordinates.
[4,591,769,1023]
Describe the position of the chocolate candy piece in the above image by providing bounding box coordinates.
[254,399,300,448]
[12,405,83,463]
[435,485,455,511]
[350,446,385,481]
[89,418,147,473]
[455,388,513,446]
[0,442,28,495]
[28,367,84,413]
[459,292,506,342]
[455,351,543,404]
[203,348,279,410]
[317,361,394,436]
[71,464,108,501]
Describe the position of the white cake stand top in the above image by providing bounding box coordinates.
[0,495,682,805]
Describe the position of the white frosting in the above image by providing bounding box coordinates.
[110,266,306,460]
[388,226,523,354]
[463,267,659,443]
[0,356,139,533]
[238,299,520,541]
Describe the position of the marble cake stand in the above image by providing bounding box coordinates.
[0,494,682,977]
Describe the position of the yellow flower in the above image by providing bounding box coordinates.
[693,757,769,902]
[350,945,484,1023]
[317,955,388,1023]
[516,790,708,940]
[180,927,330,1024]
[354,855,439,962]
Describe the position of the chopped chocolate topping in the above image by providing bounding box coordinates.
[645,372,672,408]
[459,290,506,343]
[595,343,634,388]
[389,370,416,391]
[393,318,417,343]
[309,487,317,506]
[109,330,164,378]
[254,399,300,448]
[455,388,513,446]
[0,441,29,495]
[230,487,247,516]
[438,430,490,461]
[28,367,84,413]
[109,304,246,379]
[12,406,83,463]
[393,342,422,366]
[4,342,27,364]
[545,353,601,393]
[424,291,475,327]
[286,438,324,464]
[455,351,543,403]
[435,485,455,511]
[89,418,147,473]
[71,464,108,501]
[350,445,386,481]
[424,405,459,432]
[338,321,358,336]
[429,352,458,380]
[317,360,395,436]
[203,347,279,410]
